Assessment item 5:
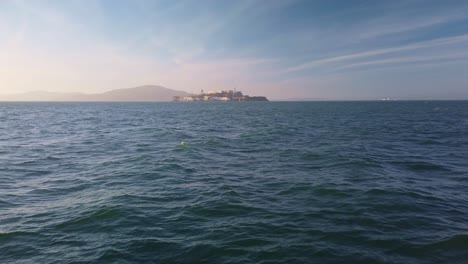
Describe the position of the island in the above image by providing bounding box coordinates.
[173,90,268,102]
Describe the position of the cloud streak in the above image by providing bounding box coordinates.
[284,34,468,73]
[335,52,468,71]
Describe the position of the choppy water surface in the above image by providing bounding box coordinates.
[1,101,467,263]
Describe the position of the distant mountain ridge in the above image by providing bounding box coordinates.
[0,85,190,102]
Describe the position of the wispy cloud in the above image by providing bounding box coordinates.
[335,51,468,71]
[349,4,468,40]
[284,34,468,73]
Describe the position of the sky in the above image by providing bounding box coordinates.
[1,0,468,100]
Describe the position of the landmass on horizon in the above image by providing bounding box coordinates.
[173,90,268,102]
[0,85,272,102]
[0,85,189,102]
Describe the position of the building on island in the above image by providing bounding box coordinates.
[173,90,268,102]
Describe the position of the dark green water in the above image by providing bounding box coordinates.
[1,101,467,263]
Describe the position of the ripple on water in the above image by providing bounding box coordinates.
[0,102,467,263]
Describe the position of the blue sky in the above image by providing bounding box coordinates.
[1,0,468,100]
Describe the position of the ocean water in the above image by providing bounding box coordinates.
[1,101,467,263]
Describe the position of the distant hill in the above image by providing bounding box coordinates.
[0,85,190,102]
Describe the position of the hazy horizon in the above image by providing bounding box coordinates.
[2,85,468,101]
[1,0,468,100]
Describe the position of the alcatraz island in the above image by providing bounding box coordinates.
[173,89,268,102]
